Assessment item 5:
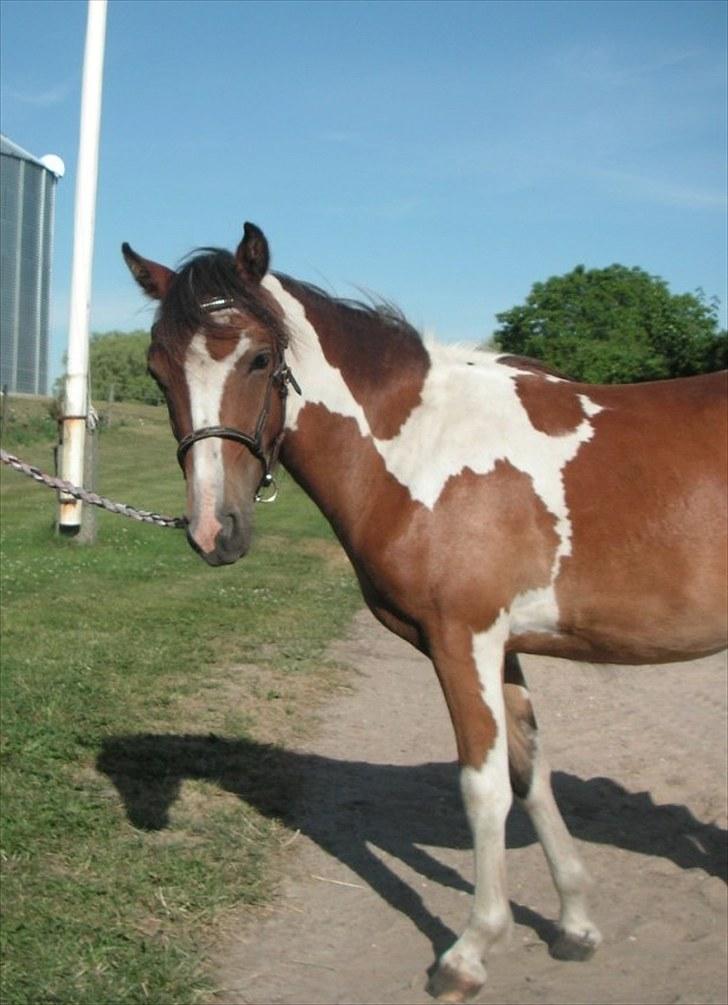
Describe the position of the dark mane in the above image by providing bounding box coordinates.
[275,273,430,389]
[276,275,423,346]
[159,248,290,348]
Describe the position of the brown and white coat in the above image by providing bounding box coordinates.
[124,225,727,1002]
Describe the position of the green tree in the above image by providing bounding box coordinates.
[88,330,161,405]
[493,265,727,383]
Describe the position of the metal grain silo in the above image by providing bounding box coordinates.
[0,134,64,395]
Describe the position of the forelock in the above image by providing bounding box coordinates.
[153,248,289,356]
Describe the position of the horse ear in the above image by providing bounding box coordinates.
[235,222,270,282]
[122,243,175,300]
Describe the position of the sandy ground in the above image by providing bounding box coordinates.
[212,609,728,1005]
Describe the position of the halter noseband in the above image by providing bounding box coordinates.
[176,297,301,503]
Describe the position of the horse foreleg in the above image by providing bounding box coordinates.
[504,652,602,960]
[427,618,513,1003]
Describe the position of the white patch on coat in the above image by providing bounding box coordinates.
[207,307,240,327]
[261,274,370,435]
[509,585,562,637]
[184,332,251,542]
[578,393,603,417]
[375,344,600,518]
[374,350,601,631]
[262,277,603,633]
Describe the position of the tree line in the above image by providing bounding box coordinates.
[84,265,726,404]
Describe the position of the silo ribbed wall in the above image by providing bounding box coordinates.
[0,138,58,396]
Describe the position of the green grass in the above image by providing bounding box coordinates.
[0,398,361,1004]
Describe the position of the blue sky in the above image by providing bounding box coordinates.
[1,0,726,386]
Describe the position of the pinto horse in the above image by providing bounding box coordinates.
[123,223,727,1002]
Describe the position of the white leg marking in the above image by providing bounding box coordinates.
[438,614,513,989]
[523,741,602,954]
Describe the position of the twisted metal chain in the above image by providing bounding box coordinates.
[0,448,186,529]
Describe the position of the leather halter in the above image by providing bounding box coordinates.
[176,297,301,503]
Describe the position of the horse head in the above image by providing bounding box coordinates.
[122,223,295,566]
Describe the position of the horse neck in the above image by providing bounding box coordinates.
[262,273,429,529]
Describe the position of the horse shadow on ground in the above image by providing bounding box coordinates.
[96,733,727,960]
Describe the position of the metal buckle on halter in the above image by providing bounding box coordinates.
[276,364,302,396]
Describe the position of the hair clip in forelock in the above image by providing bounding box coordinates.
[200,296,234,313]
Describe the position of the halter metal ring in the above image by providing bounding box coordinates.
[255,476,278,504]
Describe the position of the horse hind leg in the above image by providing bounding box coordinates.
[504,652,602,960]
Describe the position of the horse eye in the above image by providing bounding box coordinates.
[250,352,270,372]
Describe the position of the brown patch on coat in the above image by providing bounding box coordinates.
[554,372,728,662]
[514,373,589,436]
[200,314,277,362]
[497,354,572,379]
[420,464,560,632]
[285,408,560,634]
[279,278,430,439]
[503,653,538,799]
[147,340,192,444]
[429,624,499,768]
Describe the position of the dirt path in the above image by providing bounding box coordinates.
[213,610,727,1005]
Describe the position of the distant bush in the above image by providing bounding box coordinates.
[89,330,161,405]
[494,264,727,383]
[0,403,57,447]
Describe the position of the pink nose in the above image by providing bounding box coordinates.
[187,513,222,555]
[186,508,251,566]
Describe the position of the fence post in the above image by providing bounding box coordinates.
[0,385,7,445]
[75,420,98,544]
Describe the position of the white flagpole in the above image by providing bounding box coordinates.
[58,0,107,533]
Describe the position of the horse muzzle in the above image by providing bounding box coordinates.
[186,507,251,566]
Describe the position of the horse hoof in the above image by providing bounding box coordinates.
[427,962,484,1002]
[550,926,601,961]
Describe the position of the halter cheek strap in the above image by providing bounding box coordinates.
[176,426,266,471]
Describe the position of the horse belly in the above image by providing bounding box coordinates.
[515,590,727,664]
[505,575,722,662]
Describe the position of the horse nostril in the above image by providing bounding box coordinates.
[217,509,251,557]
[220,509,240,540]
